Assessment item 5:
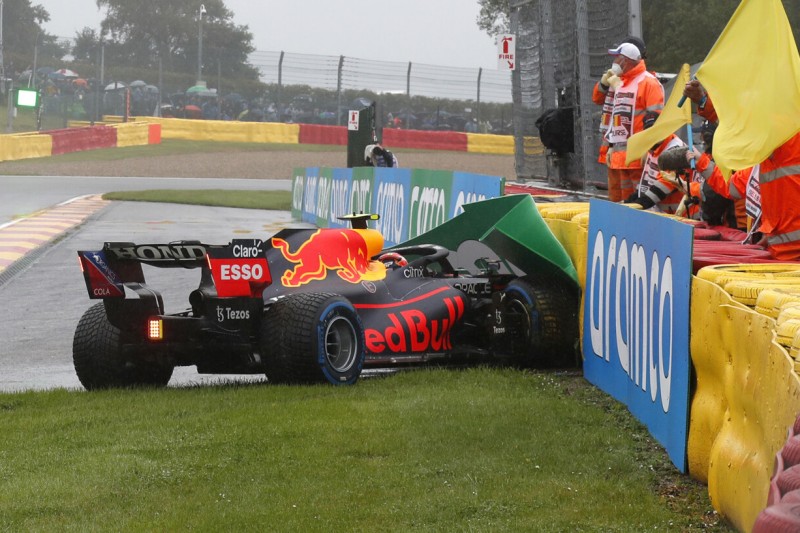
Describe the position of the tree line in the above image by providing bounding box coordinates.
[7,0,800,83]
[3,0,257,82]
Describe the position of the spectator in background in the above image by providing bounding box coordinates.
[593,39,664,201]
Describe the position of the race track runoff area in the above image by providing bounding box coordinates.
[0,196,108,276]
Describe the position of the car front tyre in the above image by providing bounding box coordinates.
[502,277,579,368]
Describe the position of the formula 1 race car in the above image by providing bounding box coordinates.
[74,194,580,389]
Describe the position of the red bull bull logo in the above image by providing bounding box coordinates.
[272,229,384,287]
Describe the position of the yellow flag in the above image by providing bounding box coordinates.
[625,63,692,165]
[696,0,800,177]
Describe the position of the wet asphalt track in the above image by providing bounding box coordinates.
[0,178,299,393]
[2,175,291,224]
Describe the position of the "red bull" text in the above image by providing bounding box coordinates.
[364,296,465,354]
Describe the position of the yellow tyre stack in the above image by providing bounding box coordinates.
[536,202,590,221]
[696,263,800,308]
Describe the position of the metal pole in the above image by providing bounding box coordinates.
[32,36,39,88]
[6,79,13,132]
[477,67,482,126]
[0,0,5,94]
[277,50,284,120]
[157,56,162,116]
[539,0,555,109]
[576,0,594,192]
[93,43,100,124]
[336,55,343,126]
[406,62,411,129]
[32,32,43,88]
[197,6,204,83]
[628,0,642,38]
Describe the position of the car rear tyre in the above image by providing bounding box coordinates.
[262,293,365,385]
[502,277,579,367]
[72,303,173,390]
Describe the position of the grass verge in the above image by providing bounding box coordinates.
[103,189,292,211]
[0,368,731,531]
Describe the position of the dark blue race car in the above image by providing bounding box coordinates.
[74,195,580,389]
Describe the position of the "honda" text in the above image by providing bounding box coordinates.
[109,244,207,262]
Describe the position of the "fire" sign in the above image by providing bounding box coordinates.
[498,35,516,71]
[348,110,360,131]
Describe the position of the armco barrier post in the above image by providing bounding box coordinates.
[346,100,377,168]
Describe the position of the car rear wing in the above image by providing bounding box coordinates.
[78,239,272,300]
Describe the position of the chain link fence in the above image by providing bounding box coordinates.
[511,0,630,188]
[248,51,513,132]
[7,42,514,137]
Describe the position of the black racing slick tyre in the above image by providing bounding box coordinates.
[261,293,366,385]
[72,303,173,390]
[502,277,579,368]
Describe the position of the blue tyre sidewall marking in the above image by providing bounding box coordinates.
[505,284,540,339]
[317,300,365,385]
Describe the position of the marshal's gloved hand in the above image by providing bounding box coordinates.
[600,69,615,89]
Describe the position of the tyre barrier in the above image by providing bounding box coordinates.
[382,128,468,152]
[535,203,800,529]
[502,183,569,197]
[791,331,800,373]
[689,226,783,272]
[755,290,800,319]
[694,227,722,240]
[298,124,348,146]
[776,319,800,348]
[536,202,591,220]
[0,123,161,162]
[723,280,800,307]
[693,254,781,272]
[778,306,800,327]
[466,132,516,155]
[754,415,800,532]
[697,264,800,285]
[570,212,590,227]
[49,126,118,155]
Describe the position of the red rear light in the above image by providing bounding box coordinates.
[147,318,164,341]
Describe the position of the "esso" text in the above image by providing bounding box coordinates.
[220,263,264,281]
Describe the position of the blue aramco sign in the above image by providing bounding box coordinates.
[582,200,694,472]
